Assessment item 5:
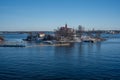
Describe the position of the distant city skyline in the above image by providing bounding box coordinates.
[0,0,120,31]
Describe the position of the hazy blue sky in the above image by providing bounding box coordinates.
[0,0,120,31]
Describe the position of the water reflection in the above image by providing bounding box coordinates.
[54,42,102,58]
[95,42,101,53]
[54,44,74,57]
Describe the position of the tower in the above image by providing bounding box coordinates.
[65,24,67,28]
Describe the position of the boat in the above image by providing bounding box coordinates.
[81,36,96,43]
[42,41,53,44]
[83,39,95,43]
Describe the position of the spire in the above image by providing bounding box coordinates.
[65,24,67,28]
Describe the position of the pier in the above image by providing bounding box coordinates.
[0,44,25,47]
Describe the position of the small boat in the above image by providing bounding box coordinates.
[81,36,96,43]
[83,39,95,43]
[42,41,53,44]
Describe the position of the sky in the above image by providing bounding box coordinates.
[0,0,120,31]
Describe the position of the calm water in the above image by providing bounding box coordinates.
[0,33,120,80]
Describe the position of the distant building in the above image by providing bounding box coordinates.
[55,24,75,41]
[76,25,85,37]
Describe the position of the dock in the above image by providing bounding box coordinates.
[0,44,25,47]
[0,41,26,47]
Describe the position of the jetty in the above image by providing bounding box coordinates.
[0,41,26,47]
[0,44,25,47]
